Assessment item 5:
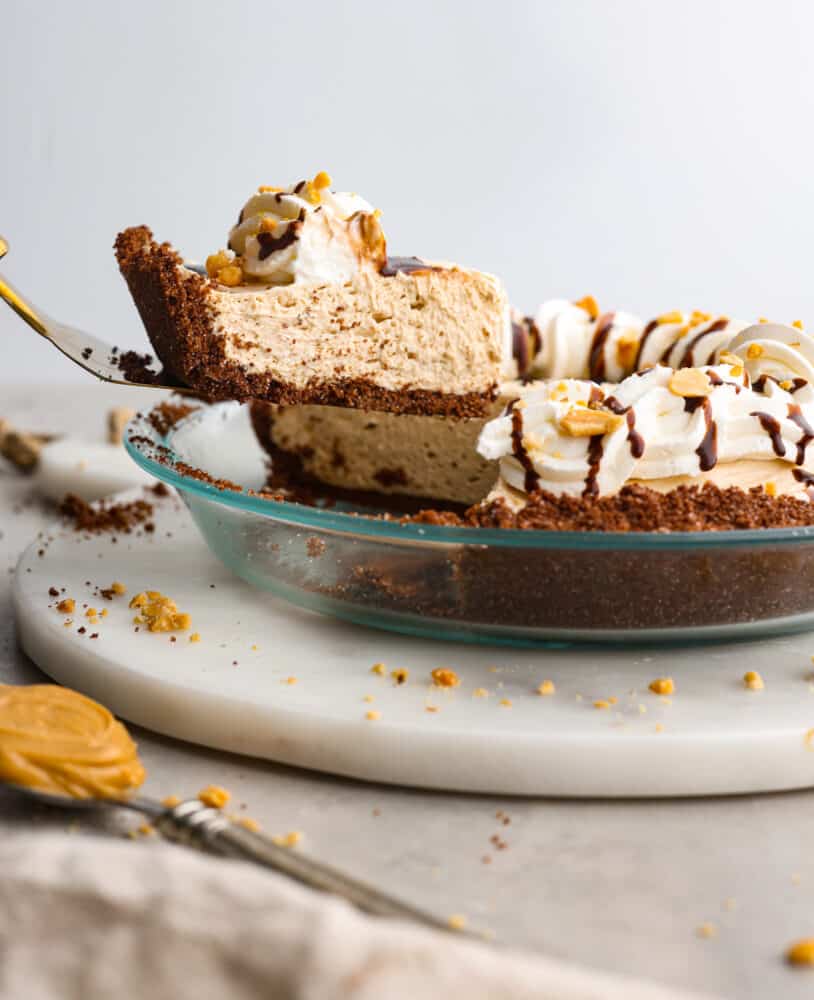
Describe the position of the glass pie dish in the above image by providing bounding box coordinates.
[125,401,814,646]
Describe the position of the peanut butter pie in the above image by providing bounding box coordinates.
[116,173,509,417]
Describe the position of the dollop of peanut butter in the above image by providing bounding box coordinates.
[0,684,145,798]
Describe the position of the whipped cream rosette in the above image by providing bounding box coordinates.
[208,172,386,286]
[478,355,814,500]
[726,322,814,388]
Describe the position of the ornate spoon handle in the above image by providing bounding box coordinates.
[156,800,464,934]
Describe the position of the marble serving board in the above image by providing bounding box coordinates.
[13,487,814,797]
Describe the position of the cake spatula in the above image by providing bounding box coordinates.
[0,235,194,394]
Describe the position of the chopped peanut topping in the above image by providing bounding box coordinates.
[215,264,243,287]
[85,607,97,619]
[205,250,232,277]
[690,310,712,325]
[793,319,804,330]
[304,170,333,205]
[764,481,777,497]
[696,922,718,939]
[365,710,381,721]
[257,184,283,193]
[780,380,794,390]
[560,407,622,437]
[759,317,769,323]
[649,677,675,696]
[574,295,599,320]
[110,581,126,595]
[743,670,765,691]
[238,817,262,832]
[56,598,75,614]
[718,351,744,377]
[259,216,278,233]
[537,680,556,696]
[391,668,409,685]
[431,668,460,688]
[198,785,230,809]
[746,343,765,359]
[189,633,201,643]
[594,700,610,710]
[657,310,684,325]
[499,698,513,707]
[129,591,191,633]
[448,914,468,931]
[668,368,712,398]
[370,663,386,676]
[161,795,181,808]
[473,687,489,697]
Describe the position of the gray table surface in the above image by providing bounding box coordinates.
[3,383,814,1000]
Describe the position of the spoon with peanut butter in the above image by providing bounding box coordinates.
[0,684,471,935]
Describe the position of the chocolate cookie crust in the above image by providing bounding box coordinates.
[409,483,814,532]
[115,227,497,417]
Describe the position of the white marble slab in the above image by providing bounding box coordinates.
[14,487,814,797]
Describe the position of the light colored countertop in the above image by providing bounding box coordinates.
[3,383,814,1000]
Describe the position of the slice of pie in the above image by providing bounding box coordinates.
[115,173,509,418]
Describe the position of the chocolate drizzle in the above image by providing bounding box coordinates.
[583,436,604,498]
[589,384,605,405]
[603,395,644,458]
[626,409,645,459]
[753,374,808,395]
[256,226,300,261]
[788,403,814,465]
[793,467,814,486]
[707,370,742,393]
[633,319,659,372]
[677,318,728,369]
[683,395,707,415]
[751,411,786,457]
[510,409,540,493]
[380,256,440,277]
[589,313,615,382]
[696,399,718,471]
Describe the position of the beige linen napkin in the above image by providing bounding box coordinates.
[0,833,711,1000]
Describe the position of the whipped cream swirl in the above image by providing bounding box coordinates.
[515,299,749,382]
[218,173,386,285]
[478,356,814,499]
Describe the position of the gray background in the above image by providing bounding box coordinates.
[3,0,814,382]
